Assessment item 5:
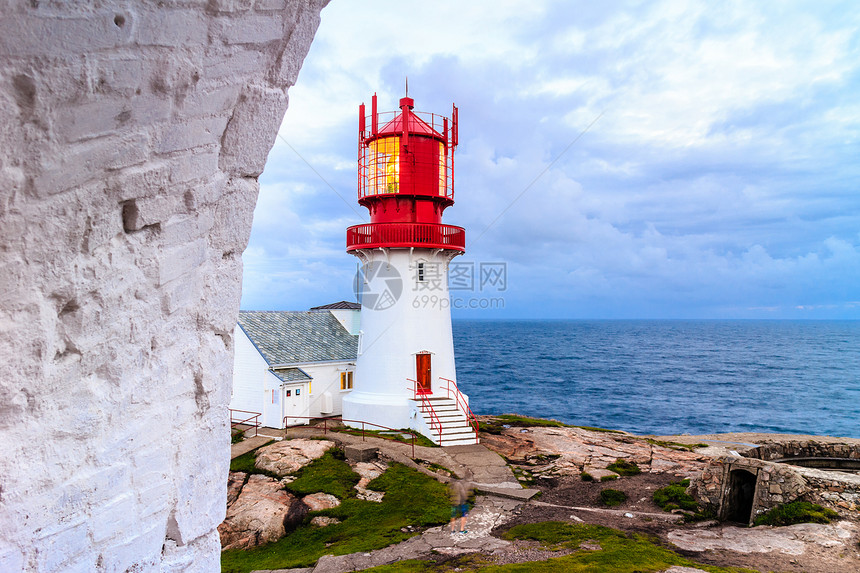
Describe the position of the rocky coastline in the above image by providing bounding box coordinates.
[223,417,860,572]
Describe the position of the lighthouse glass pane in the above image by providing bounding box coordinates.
[438,141,446,196]
[368,137,400,194]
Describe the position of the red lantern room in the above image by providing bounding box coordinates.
[346,94,466,252]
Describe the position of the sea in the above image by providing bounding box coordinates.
[452,320,860,439]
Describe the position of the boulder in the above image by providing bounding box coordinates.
[226,471,247,506]
[582,466,620,481]
[302,492,341,511]
[345,444,379,462]
[255,438,336,476]
[311,516,342,527]
[218,474,307,550]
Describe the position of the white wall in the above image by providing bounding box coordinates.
[302,362,354,420]
[328,308,361,335]
[0,2,326,570]
[231,326,270,420]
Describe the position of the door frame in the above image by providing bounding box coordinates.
[416,352,432,395]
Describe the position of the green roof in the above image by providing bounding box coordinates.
[238,311,358,365]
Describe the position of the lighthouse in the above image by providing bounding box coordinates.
[342,93,478,446]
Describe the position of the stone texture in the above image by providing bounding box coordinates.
[353,460,388,502]
[256,438,336,476]
[0,0,327,569]
[345,443,379,462]
[310,516,341,527]
[303,493,341,511]
[668,521,857,555]
[218,474,308,550]
[227,471,249,506]
[480,426,709,480]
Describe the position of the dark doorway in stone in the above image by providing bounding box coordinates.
[724,469,757,523]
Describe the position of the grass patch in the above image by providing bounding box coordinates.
[753,501,839,527]
[419,461,454,477]
[360,555,492,572]
[580,472,593,482]
[481,415,625,435]
[572,425,626,434]
[511,466,536,487]
[481,414,570,434]
[221,462,449,573]
[231,429,245,444]
[646,438,709,451]
[483,522,756,573]
[284,450,360,499]
[600,489,627,507]
[600,475,618,482]
[653,479,698,512]
[329,426,437,448]
[653,479,715,522]
[229,440,275,474]
[605,459,641,476]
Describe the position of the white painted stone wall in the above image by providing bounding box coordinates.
[0,1,326,570]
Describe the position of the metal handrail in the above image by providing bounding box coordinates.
[346,222,465,252]
[407,378,443,442]
[282,415,417,458]
[439,377,479,443]
[229,408,261,437]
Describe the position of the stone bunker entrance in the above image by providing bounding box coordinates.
[722,468,756,523]
[693,439,860,525]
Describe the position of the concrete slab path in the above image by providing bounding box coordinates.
[230,435,273,460]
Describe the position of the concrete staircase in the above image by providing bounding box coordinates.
[413,396,479,446]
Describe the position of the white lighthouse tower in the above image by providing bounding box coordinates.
[342,93,478,446]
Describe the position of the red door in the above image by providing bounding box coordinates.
[416,353,431,395]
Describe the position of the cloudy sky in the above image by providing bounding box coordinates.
[240,0,860,319]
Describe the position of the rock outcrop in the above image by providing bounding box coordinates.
[256,438,336,476]
[218,474,308,551]
[0,1,327,569]
[481,426,709,479]
[227,471,248,507]
[303,492,341,511]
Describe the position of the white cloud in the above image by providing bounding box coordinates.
[242,0,860,318]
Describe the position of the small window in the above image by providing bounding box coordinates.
[295,388,301,396]
[417,262,425,282]
[285,390,291,397]
[340,371,354,390]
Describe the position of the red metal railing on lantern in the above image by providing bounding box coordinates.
[346,222,465,252]
[358,108,456,201]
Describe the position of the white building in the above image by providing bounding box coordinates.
[230,302,359,428]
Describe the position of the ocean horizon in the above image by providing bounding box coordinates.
[452,319,860,439]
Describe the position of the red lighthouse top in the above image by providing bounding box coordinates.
[347,94,465,252]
